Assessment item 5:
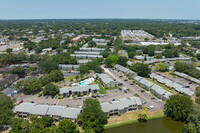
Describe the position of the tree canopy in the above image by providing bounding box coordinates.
[131,63,151,77]
[57,119,79,133]
[164,95,193,121]
[77,98,107,133]
[48,70,64,82]
[43,83,59,96]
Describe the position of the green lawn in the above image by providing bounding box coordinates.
[107,86,119,90]
[93,81,107,94]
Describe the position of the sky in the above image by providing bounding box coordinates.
[0,0,199,20]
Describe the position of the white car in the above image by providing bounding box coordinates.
[148,105,154,109]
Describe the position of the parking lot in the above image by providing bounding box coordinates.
[103,67,164,112]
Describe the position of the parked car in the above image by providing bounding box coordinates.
[142,101,147,104]
[147,105,154,109]
[18,100,23,104]
[118,83,123,86]
[189,81,192,84]
[119,76,123,78]
[45,96,49,99]
[140,90,145,93]
[119,88,122,90]
[124,79,128,81]
[114,89,118,92]
[91,95,96,98]
[151,97,155,100]
[130,82,134,85]
[113,79,116,81]
[112,99,115,101]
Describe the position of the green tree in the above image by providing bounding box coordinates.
[6,48,12,53]
[138,114,148,122]
[69,58,77,64]
[77,98,107,133]
[57,119,79,133]
[196,54,200,60]
[42,116,54,128]
[118,56,128,67]
[0,94,14,126]
[79,65,89,74]
[11,66,26,77]
[43,83,59,96]
[39,75,52,86]
[164,95,193,121]
[156,63,168,72]
[22,78,42,94]
[131,63,151,77]
[104,58,112,67]
[182,122,198,133]
[163,49,174,58]
[39,57,58,73]
[48,70,64,82]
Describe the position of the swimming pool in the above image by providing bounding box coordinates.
[80,81,89,86]
[147,57,153,60]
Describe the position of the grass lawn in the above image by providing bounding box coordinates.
[93,81,107,94]
[145,78,177,95]
[107,86,119,90]
[64,76,75,81]
[105,106,164,129]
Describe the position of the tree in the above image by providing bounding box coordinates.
[104,58,112,67]
[48,70,64,82]
[77,98,107,133]
[39,75,52,86]
[163,49,174,58]
[6,48,12,53]
[39,57,58,73]
[0,94,14,126]
[164,95,193,121]
[57,119,79,133]
[196,54,200,60]
[11,66,26,77]
[22,78,42,94]
[182,122,197,133]
[138,114,148,122]
[131,63,151,77]
[75,75,79,81]
[118,56,128,67]
[42,116,54,128]
[78,65,89,74]
[156,63,168,72]
[94,66,103,73]
[69,58,77,64]
[43,83,59,96]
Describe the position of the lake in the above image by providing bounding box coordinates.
[102,117,185,133]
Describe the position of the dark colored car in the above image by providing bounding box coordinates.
[140,90,145,93]
[91,95,96,98]
[124,79,128,81]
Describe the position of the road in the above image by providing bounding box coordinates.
[103,67,164,112]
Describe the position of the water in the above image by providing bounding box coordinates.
[147,57,153,60]
[80,81,89,86]
[102,117,185,133]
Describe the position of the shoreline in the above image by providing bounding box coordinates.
[104,114,165,130]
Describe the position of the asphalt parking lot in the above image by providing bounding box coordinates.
[103,67,164,112]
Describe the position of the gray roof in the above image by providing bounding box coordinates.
[127,61,134,66]
[60,84,100,95]
[13,103,81,119]
[134,76,143,81]
[163,91,173,100]
[145,81,155,88]
[100,102,113,113]
[94,73,115,85]
[129,97,142,106]
[151,84,166,95]
[139,78,148,85]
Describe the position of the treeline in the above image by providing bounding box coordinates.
[174,62,200,79]
[1,19,200,38]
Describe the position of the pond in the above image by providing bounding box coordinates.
[102,117,185,133]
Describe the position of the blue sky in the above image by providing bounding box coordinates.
[0,0,199,20]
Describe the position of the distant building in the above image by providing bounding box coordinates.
[70,36,84,44]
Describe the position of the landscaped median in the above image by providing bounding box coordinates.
[104,106,165,129]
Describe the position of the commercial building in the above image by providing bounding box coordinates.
[79,48,105,52]
[60,84,100,97]
[70,36,84,44]
[70,54,103,59]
